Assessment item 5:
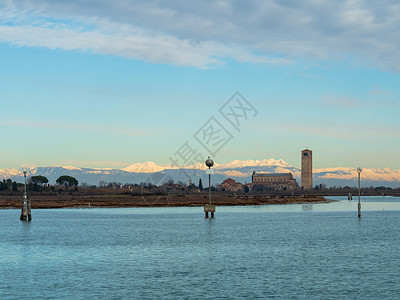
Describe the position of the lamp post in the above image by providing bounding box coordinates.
[204,157,215,218]
[24,171,27,195]
[357,167,362,218]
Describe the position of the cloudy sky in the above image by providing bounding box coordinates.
[0,0,399,170]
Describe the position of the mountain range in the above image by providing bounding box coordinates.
[1,159,400,188]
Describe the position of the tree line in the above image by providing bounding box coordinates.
[0,179,19,191]
[0,175,79,192]
[2,175,399,196]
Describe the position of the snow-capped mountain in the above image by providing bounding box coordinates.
[216,159,291,169]
[0,168,20,178]
[122,161,166,173]
[0,160,400,188]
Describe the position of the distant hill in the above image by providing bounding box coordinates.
[1,159,399,188]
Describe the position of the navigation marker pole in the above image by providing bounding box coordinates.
[20,170,31,221]
[357,167,362,218]
[204,157,215,218]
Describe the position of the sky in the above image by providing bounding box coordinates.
[0,0,399,170]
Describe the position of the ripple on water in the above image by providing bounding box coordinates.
[1,198,400,299]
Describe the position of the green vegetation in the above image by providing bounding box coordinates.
[0,181,8,191]
[56,175,78,190]
[0,175,400,197]
[0,179,17,191]
[30,175,49,186]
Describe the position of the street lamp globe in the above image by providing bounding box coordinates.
[205,157,214,169]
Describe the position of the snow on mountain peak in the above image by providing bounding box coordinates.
[19,164,36,171]
[122,161,165,173]
[164,158,291,171]
[1,159,400,187]
[216,158,290,169]
[0,168,21,178]
[62,166,83,171]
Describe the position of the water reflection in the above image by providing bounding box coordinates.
[20,220,32,242]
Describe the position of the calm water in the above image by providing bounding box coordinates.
[1,196,400,299]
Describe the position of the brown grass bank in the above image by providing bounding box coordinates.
[0,195,332,209]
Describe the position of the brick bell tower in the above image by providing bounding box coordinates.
[301,149,312,190]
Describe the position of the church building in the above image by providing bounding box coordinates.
[249,172,299,191]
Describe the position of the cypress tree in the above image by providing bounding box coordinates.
[12,181,18,192]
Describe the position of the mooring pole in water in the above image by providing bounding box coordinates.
[27,196,32,221]
[204,157,215,218]
[357,167,362,218]
[208,173,211,206]
[20,195,28,221]
[20,170,30,221]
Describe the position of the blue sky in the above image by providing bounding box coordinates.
[0,0,399,170]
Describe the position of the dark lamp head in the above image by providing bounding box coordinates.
[205,157,214,168]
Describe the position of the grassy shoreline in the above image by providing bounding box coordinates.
[0,195,332,209]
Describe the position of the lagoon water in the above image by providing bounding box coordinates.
[1,196,400,299]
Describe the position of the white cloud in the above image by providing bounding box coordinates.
[1,0,400,70]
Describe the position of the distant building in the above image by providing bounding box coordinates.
[218,178,243,192]
[248,172,298,191]
[301,149,312,190]
[188,179,200,193]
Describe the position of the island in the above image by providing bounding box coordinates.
[0,194,331,209]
